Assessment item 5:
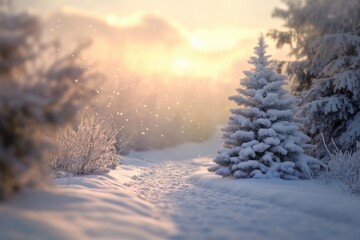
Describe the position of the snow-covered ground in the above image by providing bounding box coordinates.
[1,129,360,240]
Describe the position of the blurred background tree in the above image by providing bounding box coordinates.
[0,0,96,198]
[269,0,360,159]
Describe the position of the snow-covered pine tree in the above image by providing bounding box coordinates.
[298,33,360,159]
[269,0,360,159]
[209,37,320,180]
[269,0,360,93]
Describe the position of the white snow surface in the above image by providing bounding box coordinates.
[1,128,360,240]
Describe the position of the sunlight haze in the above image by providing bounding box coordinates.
[19,0,289,148]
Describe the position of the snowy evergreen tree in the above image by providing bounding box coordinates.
[269,0,360,159]
[0,2,95,198]
[209,37,319,180]
[269,0,360,93]
[298,33,360,159]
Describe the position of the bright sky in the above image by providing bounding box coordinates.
[21,0,283,29]
[20,0,287,68]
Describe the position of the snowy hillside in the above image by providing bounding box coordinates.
[0,129,360,240]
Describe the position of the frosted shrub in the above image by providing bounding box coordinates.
[51,117,119,176]
[324,142,360,195]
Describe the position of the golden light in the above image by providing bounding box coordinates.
[77,11,288,82]
[188,29,235,53]
[106,14,118,26]
[171,57,192,75]
[190,37,206,51]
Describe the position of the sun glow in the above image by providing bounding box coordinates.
[106,14,118,26]
[95,12,268,80]
[171,57,192,75]
[190,37,206,51]
[84,12,286,81]
[188,28,255,53]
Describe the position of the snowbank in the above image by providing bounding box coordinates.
[191,157,360,237]
[0,157,176,240]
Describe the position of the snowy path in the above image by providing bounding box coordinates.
[1,129,360,240]
[125,157,360,240]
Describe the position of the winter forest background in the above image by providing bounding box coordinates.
[1,0,360,239]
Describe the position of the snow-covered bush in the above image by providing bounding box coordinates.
[0,3,95,198]
[323,142,360,195]
[209,37,320,180]
[50,117,119,176]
